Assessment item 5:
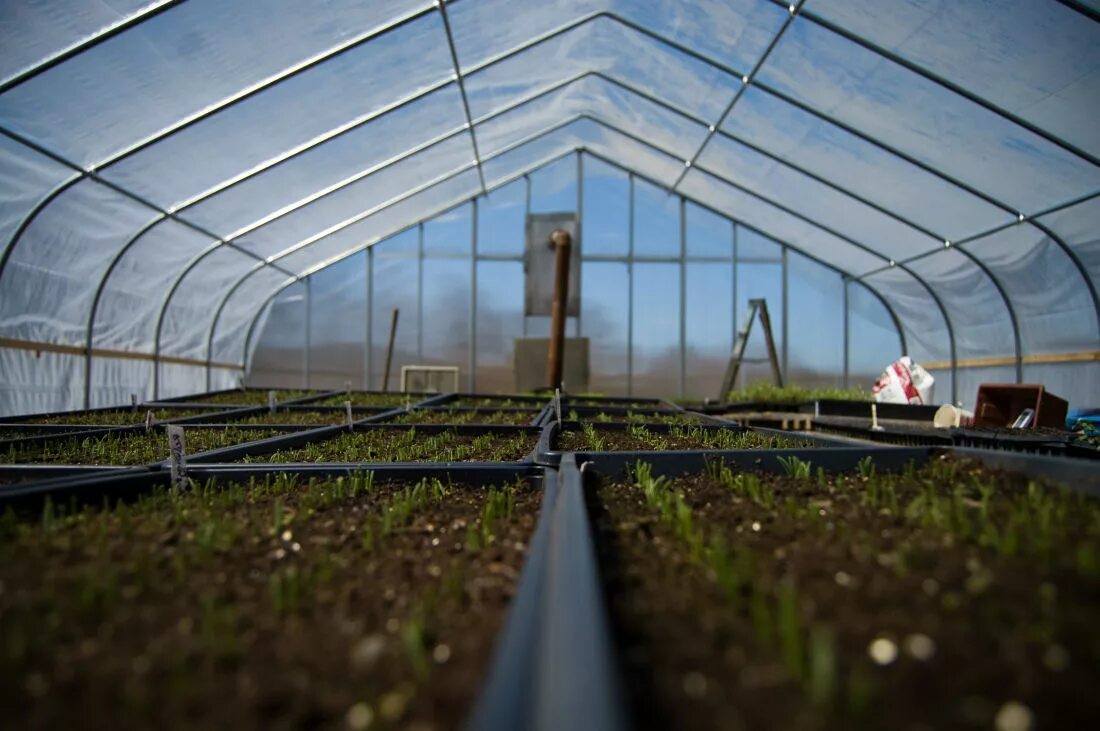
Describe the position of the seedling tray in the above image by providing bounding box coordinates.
[150,387,328,406]
[0,470,541,730]
[382,407,544,427]
[3,389,1097,731]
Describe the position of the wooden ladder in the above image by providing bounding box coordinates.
[718,298,783,401]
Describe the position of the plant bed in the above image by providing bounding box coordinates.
[390,409,540,426]
[311,392,427,408]
[240,428,538,464]
[0,425,89,441]
[448,396,547,409]
[565,398,666,409]
[24,408,219,427]
[1,427,279,466]
[0,472,539,729]
[223,410,363,427]
[726,384,871,405]
[567,410,710,426]
[167,389,318,406]
[592,456,1100,731]
[555,424,809,452]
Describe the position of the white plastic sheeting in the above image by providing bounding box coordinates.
[0,0,1097,414]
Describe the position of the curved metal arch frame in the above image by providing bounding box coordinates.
[579,70,1021,381]
[144,10,1100,374]
[236,145,911,385]
[1,2,1094,398]
[200,108,959,399]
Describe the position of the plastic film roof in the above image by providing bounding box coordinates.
[1,0,1098,401]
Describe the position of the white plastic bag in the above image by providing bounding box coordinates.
[872,356,935,405]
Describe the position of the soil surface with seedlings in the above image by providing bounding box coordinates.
[565,399,662,409]
[227,410,356,427]
[313,393,415,408]
[391,410,539,426]
[594,456,1100,731]
[0,473,539,730]
[1,428,278,466]
[557,424,807,452]
[449,397,543,409]
[25,409,218,427]
[568,410,710,426]
[173,390,316,406]
[0,426,87,441]
[243,429,538,463]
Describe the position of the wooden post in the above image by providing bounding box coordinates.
[381,308,399,392]
[546,229,572,390]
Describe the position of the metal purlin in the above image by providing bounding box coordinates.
[0,6,1092,391]
[0,2,438,279]
[437,0,488,195]
[217,109,956,400]
[775,0,1100,170]
[238,146,911,392]
[1056,0,1100,24]
[11,9,1087,361]
[87,58,1089,401]
[671,0,805,190]
[0,0,187,93]
[578,70,1023,382]
[153,20,1097,381]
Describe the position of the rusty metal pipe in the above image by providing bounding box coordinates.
[546,229,572,390]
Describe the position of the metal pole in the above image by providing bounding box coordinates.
[303,277,311,389]
[731,223,739,391]
[523,174,531,337]
[843,277,850,388]
[417,222,424,359]
[382,308,399,392]
[678,196,687,400]
[627,175,635,397]
[575,150,584,338]
[365,248,373,390]
[469,198,478,392]
[781,245,789,379]
[547,229,573,390]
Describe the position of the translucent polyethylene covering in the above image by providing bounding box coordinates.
[1,0,1098,414]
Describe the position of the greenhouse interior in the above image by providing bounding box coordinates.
[1,1,1098,729]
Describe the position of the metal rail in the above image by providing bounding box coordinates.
[469,455,628,731]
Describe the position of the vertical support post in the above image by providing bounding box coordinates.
[678,196,687,400]
[522,174,531,338]
[626,175,635,398]
[575,150,584,338]
[365,247,373,390]
[382,308,400,392]
[469,198,478,392]
[303,276,311,390]
[546,229,572,390]
[417,222,424,360]
[781,245,789,380]
[83,345,92,410]
[843,276,850,388]
[731,223,739,392]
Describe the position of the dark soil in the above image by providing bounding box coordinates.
[243,429,538,463]
[1,428,278,466]
[0,474,539,730]
[557,425,807,452]
[391,410,539,426]
[594,456,1100,730]
[26,409,217,426]
[174,390,316,406]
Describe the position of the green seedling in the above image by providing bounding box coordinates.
[778,455,812,480]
